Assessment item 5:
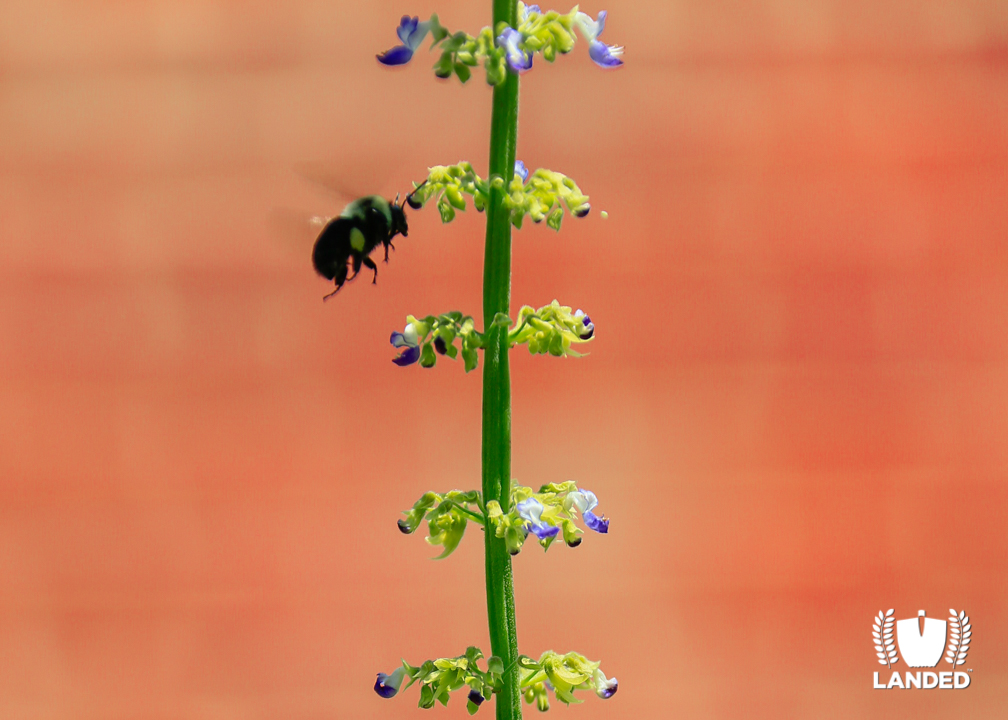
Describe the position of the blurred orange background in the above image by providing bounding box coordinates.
[2,1,1007,718]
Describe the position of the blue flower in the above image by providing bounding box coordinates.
[377,15,431,66]
[573,309,594,339]
[592,669,618,699]
[565,489,608,533]
[574,10,624,68]
[391,322,421,366]
[375,666,407,698]
[516,498,559,541]
[497,27,533,74]
[515,160,529,183]
[520,3,542,22]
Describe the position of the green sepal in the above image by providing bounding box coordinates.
[491,312,512,330]
[438,198,456,223]
[419,683,436,709]
[428,14,449,43]
[462,344,479,373]
[546,206,563,231]
[445,186,467,210]
[487,656,504,675]
[419,342,437,368]
[434,52,453,78]
[454,62,472,83]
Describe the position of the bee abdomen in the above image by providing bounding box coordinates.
[312,219,351,280]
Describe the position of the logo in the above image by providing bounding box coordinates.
[871,609,972,689]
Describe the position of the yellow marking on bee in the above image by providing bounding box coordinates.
[350,227,366,252]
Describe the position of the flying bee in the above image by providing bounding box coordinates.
[311,186,424,300]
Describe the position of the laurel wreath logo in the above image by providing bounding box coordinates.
[945,609,970,666]
[873,609,898,667]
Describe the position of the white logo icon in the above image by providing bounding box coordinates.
[896,610,946,667]
[871,608,972,690]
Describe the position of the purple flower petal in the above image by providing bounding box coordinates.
[520,4,542,23]
[515,160,529,183]
[468,689,485,706]
[397,16,418,45]
[377,45,415,66]
[527,521,559,541]
[375,668,406,698]
[589,40,623,68]
[397,16,430,51]
[573,203,591,218]
[583,509,609,534]
[497,27,533,74]
[392,345,421,366]
[593,670,618,699]
[596,10,608,37]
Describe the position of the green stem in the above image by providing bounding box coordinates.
[455,505,486,526]
[482,2,520,720]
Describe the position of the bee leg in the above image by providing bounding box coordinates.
[347,256,362,281]
[384,241,395,262]
[362,256,379,284]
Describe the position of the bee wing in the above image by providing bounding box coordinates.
[295,159,413,205]
[267,207,333,259]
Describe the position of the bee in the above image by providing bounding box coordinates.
[312,188,423,300]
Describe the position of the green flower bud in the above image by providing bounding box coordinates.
[445,186,467,210]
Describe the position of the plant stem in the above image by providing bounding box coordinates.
[482,2,520,720]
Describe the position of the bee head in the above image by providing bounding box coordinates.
[390,195,409,238]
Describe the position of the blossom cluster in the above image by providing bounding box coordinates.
[408,161,590,229]
[397,489,485,558]
[487,481,608,554]
[377,5,623,81]
[375,646,504,713]
[519,651,618,710]
[391,301,593,368]
[399,482,608,559]
[507,300,595,357]
[391,311,481,371]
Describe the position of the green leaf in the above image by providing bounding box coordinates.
[454,62,472,83]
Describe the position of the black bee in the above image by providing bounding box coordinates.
[312,189,423,300]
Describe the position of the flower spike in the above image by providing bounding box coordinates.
[375,648,502,711]
[377,15,431,66]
